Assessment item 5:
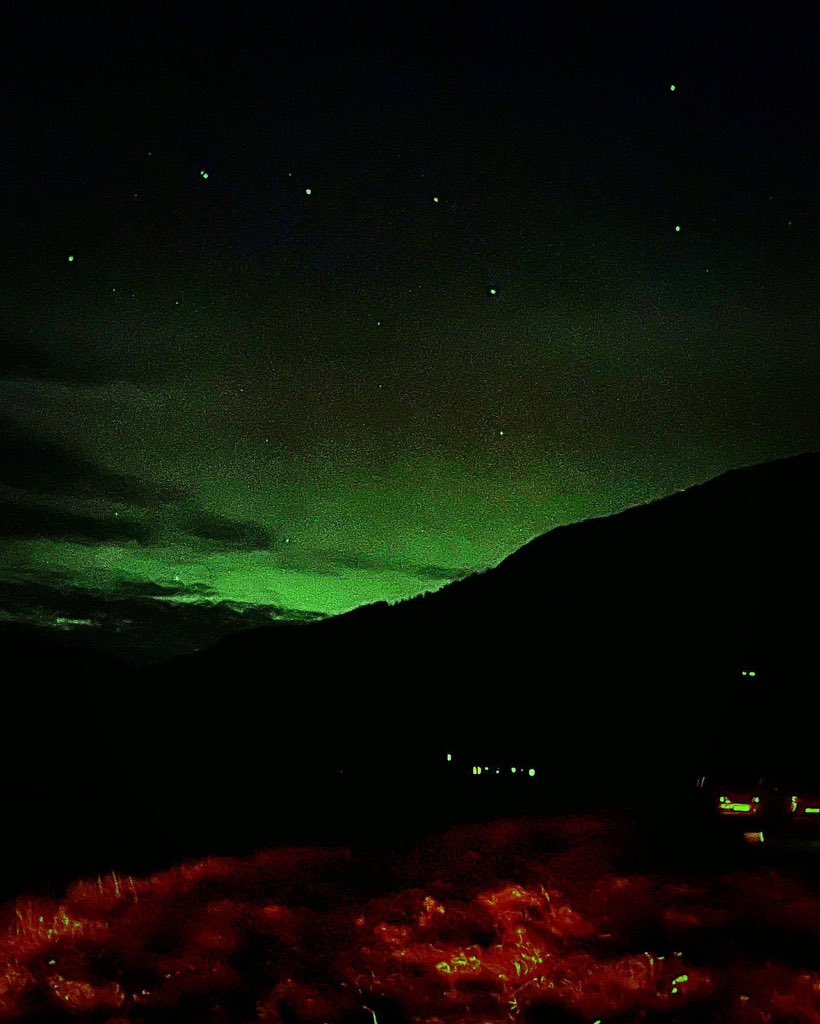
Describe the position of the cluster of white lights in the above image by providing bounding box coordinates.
[471,766,536,777]
[741,669,757,677]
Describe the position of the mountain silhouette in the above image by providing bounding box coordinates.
[123,452,819,842]
[5,452,817,866]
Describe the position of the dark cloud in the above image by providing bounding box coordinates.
[176,509,277,551]
[0,500,152,545]
[0,576,322,665]
[0,490,279,554]
[0,415,279,553]
[294,548,472,583]
[0,415,185,504]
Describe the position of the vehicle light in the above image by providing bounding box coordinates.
[722,802,752,813]
[805,807,820,815]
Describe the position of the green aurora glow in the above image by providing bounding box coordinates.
[1,6,817,658]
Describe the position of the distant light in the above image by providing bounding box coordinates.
[528,768,536,777]
[485,767,489,772]
[489,287,497,295]
[753,796,760,803]
[496,768,500,774]
[433,196,439,203]
[670,84,676,92]
[743,831,765,843]
[675,225,681,232]
[741,670,748,677]
[511,767,516,773]
[200,169,209,179]
[446,753,452,762]
[806,807,820,815]
[673,975,689,985]
[749,670,756,678]
[476,766,481,775]
[67,255,75,262]
[305,188,312,195]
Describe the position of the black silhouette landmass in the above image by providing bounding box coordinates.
[2,452,818,887]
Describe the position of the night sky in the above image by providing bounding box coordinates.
[2,2,818,659]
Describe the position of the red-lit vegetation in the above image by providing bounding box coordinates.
[1,816,819,1022]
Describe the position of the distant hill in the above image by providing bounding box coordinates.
[6,453,817,864]
[123,452,819,836]
[195,450,819,673]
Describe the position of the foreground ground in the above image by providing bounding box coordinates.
[1,812,819,1023]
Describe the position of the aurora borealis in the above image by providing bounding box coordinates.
[2,4,818,660]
